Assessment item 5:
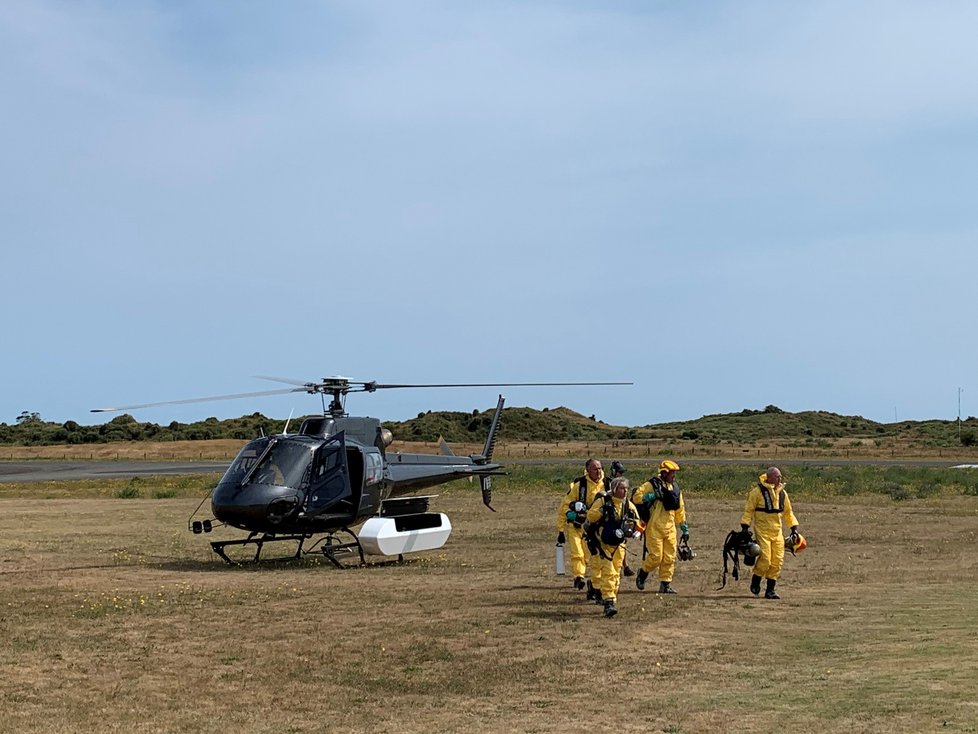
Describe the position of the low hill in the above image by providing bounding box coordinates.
[1,405,976,450]
[385,405,620,443]
[385,403,977,448]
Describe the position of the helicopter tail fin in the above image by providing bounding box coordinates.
[479,394,504,463]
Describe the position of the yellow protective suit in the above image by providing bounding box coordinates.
[740,473,798,581]
[556,471,608,580]
[585,495,638,603]
[632,478,686,583]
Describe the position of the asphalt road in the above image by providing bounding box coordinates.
[1,457,973,484]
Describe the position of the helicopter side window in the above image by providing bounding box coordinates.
[315,449,341,479]
[364,450,383,486]
[305,434,352,513]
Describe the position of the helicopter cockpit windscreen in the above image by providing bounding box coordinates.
[220,438,313,489]
[252,441,313,487]
[220,438,270,485]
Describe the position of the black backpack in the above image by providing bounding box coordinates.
[597,497,638,548]
[636,476,680,522]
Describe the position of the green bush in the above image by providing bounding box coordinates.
[116,478,141,499]
[883,482,913,501]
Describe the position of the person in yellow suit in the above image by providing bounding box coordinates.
[585,476,640,618]
[740,466,800,599]
[610,460,635,579]
[632,459,687,594]
[556,458,610,596]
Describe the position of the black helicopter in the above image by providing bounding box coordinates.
[92,376,629,566]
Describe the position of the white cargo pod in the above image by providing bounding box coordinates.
[359,513,452,556]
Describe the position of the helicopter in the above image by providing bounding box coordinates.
[92,376,630,566]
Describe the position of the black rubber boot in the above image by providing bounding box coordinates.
[585,580,595,600]
[623,563,635,577]
[635,569,648,591]
[603,599,618,618]
[765,579,780,599]
[750,575,762,596]
[573,576,586,591]
[658,581,676,594]
[593,589,604,605]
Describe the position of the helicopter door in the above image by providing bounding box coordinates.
[304,432,353,515]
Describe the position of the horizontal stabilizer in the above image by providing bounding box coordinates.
[437,435,456,456]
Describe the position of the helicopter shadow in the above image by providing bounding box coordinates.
[147,554,417,573]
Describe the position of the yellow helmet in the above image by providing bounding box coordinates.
[659,459,680,473]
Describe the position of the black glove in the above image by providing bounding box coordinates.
[739,524,752,544]
[556,531,566,545]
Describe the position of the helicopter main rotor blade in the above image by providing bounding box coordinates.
[254,376,633,393]
[92,379,633,415]
[91,387,304,413]
[362,381,633,391]
[252,375,316,387]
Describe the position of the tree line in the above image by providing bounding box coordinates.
[3,407,976,447]
[2,412,290,446]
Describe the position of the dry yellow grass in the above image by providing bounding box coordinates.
[0,439,247,462]
[2,436,977,462]
[1,478,977,733]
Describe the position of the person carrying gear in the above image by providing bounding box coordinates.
[609,460,635,578]
[632,459,687,595]
[740,466,801,600]
[556,458,610,595]
[585,476,641,618]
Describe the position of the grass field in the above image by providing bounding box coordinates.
[3,435,978,463]
[2,467,978,733]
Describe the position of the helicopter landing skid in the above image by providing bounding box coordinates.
[305,528,366,568]
[210,533,310,565]
[209,528,367,568]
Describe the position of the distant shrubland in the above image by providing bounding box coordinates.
[3,405,978,449]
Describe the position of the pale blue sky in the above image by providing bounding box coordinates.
[2,1,975,428]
